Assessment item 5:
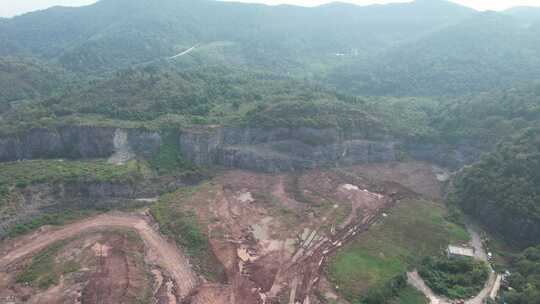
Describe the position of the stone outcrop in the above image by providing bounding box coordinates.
[403,141,484,170]
[178,127,223,166]
[0,127,116,161]
[0,126,162,162]
[127,129,162,159]
[177,127,484,171]
[0,125,486,171]
[0,172,205,238]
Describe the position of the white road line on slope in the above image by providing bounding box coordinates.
[168,44,200,59]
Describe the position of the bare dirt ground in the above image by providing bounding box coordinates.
[346,161,447,200]
[0,230,153,304]
[0,161,447,304]
[168,162,439,304]
[0,213,197,304]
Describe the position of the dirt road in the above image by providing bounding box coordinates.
[408,271,448,304]
[0,213,198,300]
[467,224,488,261]
[408,225,499,304]
[168,44,200,59]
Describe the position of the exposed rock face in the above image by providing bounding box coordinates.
[0,182,140,238]
[216,140,399,172]
[108,129,135,165]
[403,141,485,169]
[0,127,162,162]
[222,127,341,146]
[0,125,485,171]
[178,127,223,166]
[0,172,206,238]
[177,127,483,171]
[177,127,399,171]
[127,129,162,159]
[0,127,116,161]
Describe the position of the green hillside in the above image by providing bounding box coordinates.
[451,129,540,247]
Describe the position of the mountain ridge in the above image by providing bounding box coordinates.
[0,0,476,72]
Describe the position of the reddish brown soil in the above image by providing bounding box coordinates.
[0,230,153,304]
[81,233,149,304]
[0,214,197,304]
[0,162,444,304]
[175,163,440,303]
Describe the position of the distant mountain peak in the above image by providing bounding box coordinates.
[414,0,448,4]
[414,0,466,6]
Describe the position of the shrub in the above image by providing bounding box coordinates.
[418,255,489,299]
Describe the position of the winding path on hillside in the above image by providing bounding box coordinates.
[408,225,501,304]
[0,213,198,300]
[168,44,200,59]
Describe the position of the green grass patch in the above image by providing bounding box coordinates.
[327,199,471,302]
[150,132,193,175]
[328,250,405,300]
[61,260,81,275]
[16,241,65,289]
[0,159,151,193]
[6,209,98,238]
[390,285,429,304]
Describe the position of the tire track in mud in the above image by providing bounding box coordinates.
[0,213,198,301]
[286,202,394,303]
[256,178,409,304]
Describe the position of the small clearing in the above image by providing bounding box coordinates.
[408,225,499,304]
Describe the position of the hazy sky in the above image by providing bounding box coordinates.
[0,0,97,17]
[1,0,540,17]
[223,0,540,11]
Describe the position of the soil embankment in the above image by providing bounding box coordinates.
[0,213,198,301]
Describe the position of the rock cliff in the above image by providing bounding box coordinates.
[177,127,484,171]
[0,172,205,238]
[0,125,485,171]
[0,126,161,162]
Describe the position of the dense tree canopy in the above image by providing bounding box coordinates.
[0,57,66,105]
[500,245,540,304]
[451,129,540,246]
[3,0,540,96]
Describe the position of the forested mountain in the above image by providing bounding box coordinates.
[1,0,540,140]
[326,12,540,96]
[0,0,474,75]
[0,64,390,137]
[451,129,540,247]
[0,57,67,106]
[0,0,475,74]
[433,82,540,144]
[3,0,540,96]
[502,245,540,303]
